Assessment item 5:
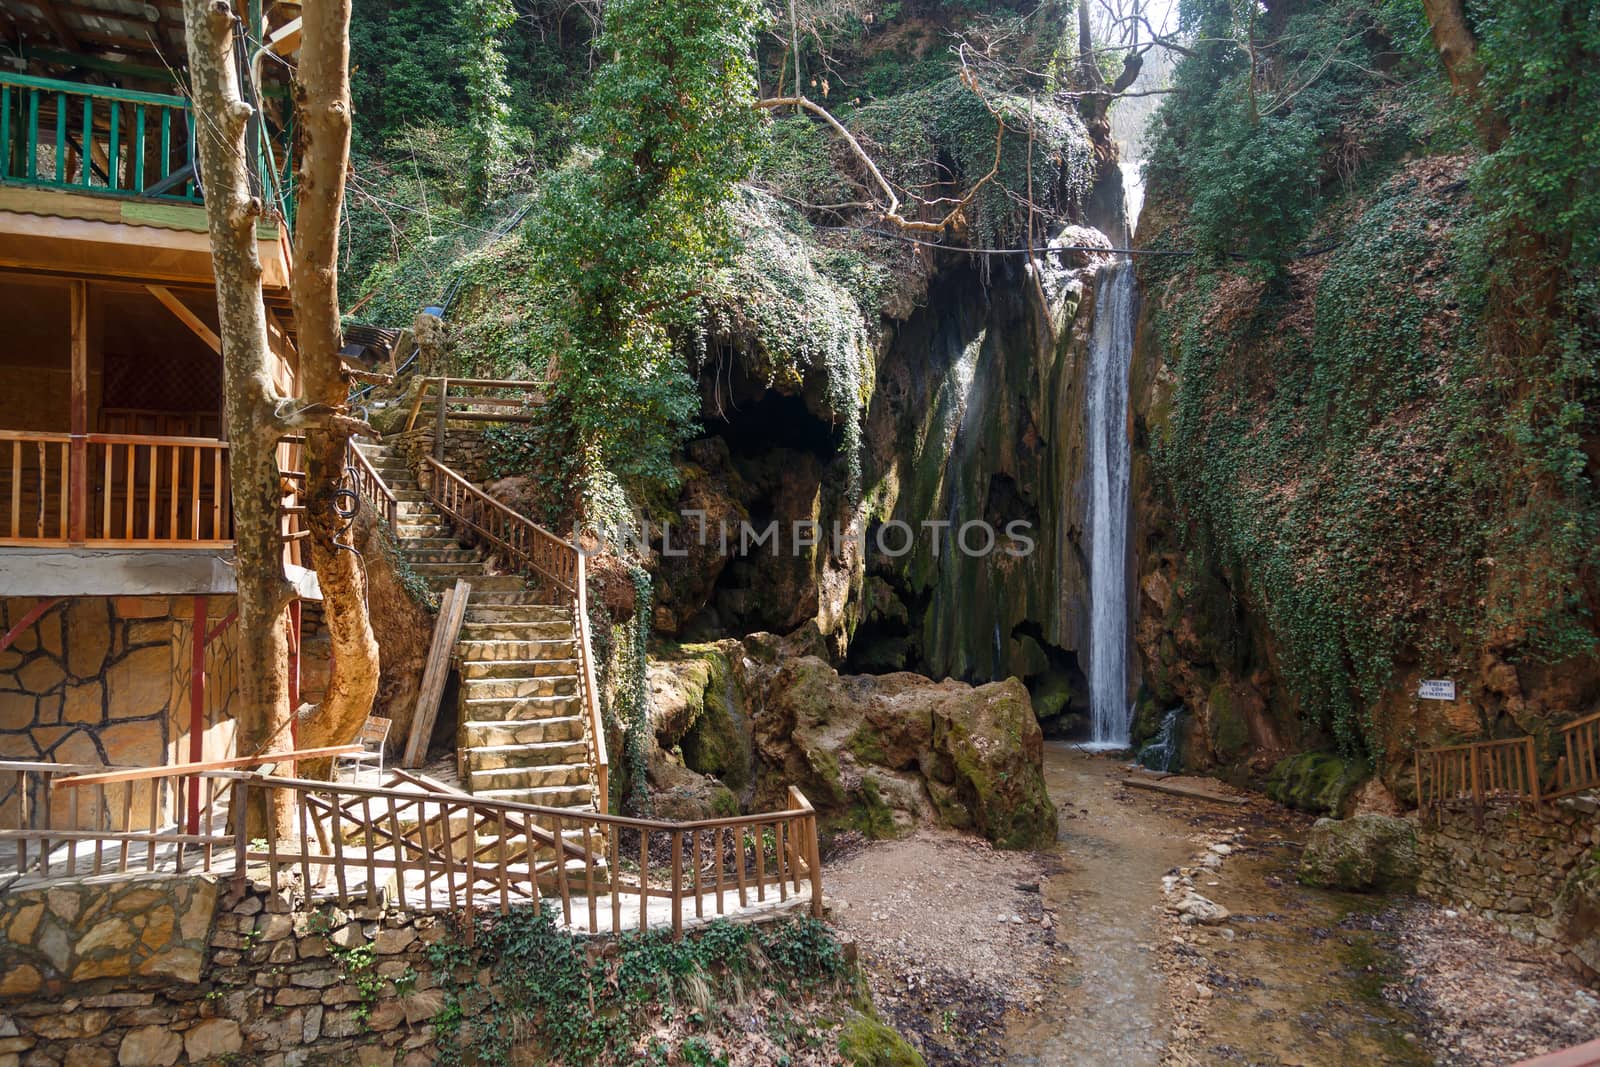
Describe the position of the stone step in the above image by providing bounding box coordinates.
[467,762,590,792]
[463,604,572,624]
[458,620,572,641]
[457,638,578,663]
[408,560,492,577]
[460,673,580,700]
[465,591,561,607]
[396,537,466,551]
[428,574,527,593]
[459,654,579,680]
[473,783,594,809]
[390,489,428,503]
[465,740,589,772]
[460,716,586,746]
[401,549,487,566]
[461,692,581,721]
[395,523,455,539]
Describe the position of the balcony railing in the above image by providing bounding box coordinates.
[1,72,199,201]
[0,72,294,221]
[1,430,304,563]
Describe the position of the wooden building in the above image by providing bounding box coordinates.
[0,0,313,823]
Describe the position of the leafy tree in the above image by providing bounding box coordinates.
[457,0,517,203]
[528,0,766,489]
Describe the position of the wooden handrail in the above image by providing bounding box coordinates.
[3,764,821,933]
[402,377,546,433]
[51,746,363,789]
[423,456,577,591]
[420,455,608,812]
[345,441,399,527]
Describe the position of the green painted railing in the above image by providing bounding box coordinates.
[0,72,295,228]
[0,72,200,202]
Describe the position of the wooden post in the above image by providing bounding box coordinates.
[187,595,207,835]
[287,599,302,713]
[671,830,683,939]
[1526,737,1543,810]
[807,814,823,917]
[433,377,448,462]
[68,280,88,543]
[1469,743,1483,829]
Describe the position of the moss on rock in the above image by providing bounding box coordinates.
[1266,751,1368,816]
[838,1011,927,1067]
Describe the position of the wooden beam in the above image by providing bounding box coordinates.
[68,279,88,542]
[147,284,222,354]
[32,0,81,51]
[266,15,301,55]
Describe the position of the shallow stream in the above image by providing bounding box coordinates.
[1004,744,1429,1066]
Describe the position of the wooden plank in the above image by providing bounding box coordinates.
[266,15,302,55]
[52,745,362,789]
[402,580,471,767]
[1118,777,1249,806]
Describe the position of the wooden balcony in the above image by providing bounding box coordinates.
[0,72,294,293]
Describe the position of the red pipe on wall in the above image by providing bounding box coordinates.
[186,595,207,835]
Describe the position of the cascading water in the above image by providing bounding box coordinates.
[1084,260,1138,749]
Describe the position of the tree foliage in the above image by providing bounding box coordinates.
[527,0,766,489]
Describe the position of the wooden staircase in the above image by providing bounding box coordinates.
[352,441,604,822]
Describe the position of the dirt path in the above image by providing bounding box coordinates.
[825,830,1055,1064]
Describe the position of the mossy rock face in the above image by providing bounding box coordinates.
[1554,848,1600,973]
[681,695,751,792]
[838,1011,927,1067]
[1266,751,1369,816]
[1206,681,1249,758]
[1297,815,1418,892]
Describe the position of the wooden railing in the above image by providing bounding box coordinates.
[11,762,821,938]
[1551,711,1600,799]
[345,441,399,528]
[1,72,199,201]
[238,775,819,935]
[423,457,577,589]
[87,433,231,543]
[0,71,292,218]
[0,430,312,561]
[1416,737,1541,823]
[403,377,546,434]
[422,456,607,812]
[0,431,69,541]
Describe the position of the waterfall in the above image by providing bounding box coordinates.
[1085,261,1138,749]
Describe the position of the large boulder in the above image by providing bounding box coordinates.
[1297,814,1419,892]
[644,627,1057,849]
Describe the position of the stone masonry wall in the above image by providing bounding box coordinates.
[392,427,491,488]
[1,877,468,1067]
[0,596,238,831]
[1417,796,1600,973]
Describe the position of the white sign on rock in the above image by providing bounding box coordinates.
[1418,679,1457,701]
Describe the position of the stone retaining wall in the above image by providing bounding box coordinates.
[0,876,468,1066]
[392,427,491,488]
[1416,796,1600,974]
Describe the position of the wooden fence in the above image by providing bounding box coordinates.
[1551,711,1600,800]
[1416,736,1541,823]
[5,760,820,938]
[402,377,545,434]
